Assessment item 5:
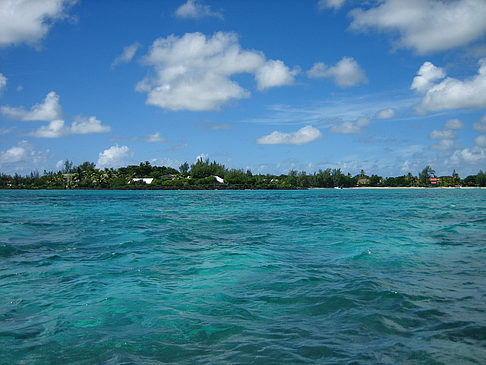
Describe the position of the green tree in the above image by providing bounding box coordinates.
[63,160,73,173]
[477,170,486,187]
[419,166,436,186]
[369,174,382,186]
[179,162,189,174]
[452,169,461,186]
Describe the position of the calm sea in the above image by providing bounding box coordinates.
[1,189,485,364]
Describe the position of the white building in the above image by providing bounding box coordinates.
[130,178,154,184]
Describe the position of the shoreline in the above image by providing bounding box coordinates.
[343,186,483,189]
[2,186,484,191]
[311,186,484,190]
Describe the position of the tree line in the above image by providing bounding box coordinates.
[1,159,485,189]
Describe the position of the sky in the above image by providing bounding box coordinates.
[1,0,486,177]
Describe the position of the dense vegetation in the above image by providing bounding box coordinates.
[1,159,485,189]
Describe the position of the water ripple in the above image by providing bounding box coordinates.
[1,189,486,363]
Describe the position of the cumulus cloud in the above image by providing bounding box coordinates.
[374,108,396,119]
[136,32,296,111]
[97,145,130,169]
[412,59,486,112]
[1,91,110,137]
[196,153,208,162]
[329,117,370,134]
[429,119,462,150]
[430,139,456,151]
[349,0,486,54]
[70,116,111,134]
[175,0,222,19]
[255,60,298,90]
[0,73,6,94]
[318,0,346,10]
[0,140,49,172]
[473,114,486,132]
[1,91,62,121]
[307,57,367,87]
[30,119,67,138]
[410,62,446,93]
[175,0,223,19]
[449,146,486,164]
[475,135,486,148]
[29,116,110,138]
[430,130,457,140]
[256,125,322,145]
[111,42,140,69]
[0,0,77,48]
[0,145,28,164]
[444,118,464,130]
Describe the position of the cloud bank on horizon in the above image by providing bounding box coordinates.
[1,0,486,176]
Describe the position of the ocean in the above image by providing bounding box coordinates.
[1,189,485,364]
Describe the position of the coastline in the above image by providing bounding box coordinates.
[311,186,484,190]
[2,186,484,191]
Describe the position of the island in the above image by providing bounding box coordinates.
[1,159,485,190]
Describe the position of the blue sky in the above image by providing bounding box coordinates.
[1,0,486,177]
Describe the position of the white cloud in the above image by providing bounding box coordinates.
[413,59,486,112]
[449,146,486,164]
[256,125,322,145]
[196,153,208,162]
[1,90,109,138]
[0,73,6,94]
[307,57,367,87]
[374,108,396,119]
[97,145,130,169]
[29,116,110,138]
[0,140,49,172]
[430,130,457,140]
[0,146,28,164]
[29,119,68,138]
[70,116,111,134]
[329,117,370,134]
[111,42,140,69]
[429,119,462,151]
[473,114,486,132]
[318,0,346,10]
[137,32,296,111]
[0,0,77,48]
[175,0,222,19]
[349,0,486,54]
[444,118,464,130]
[1,91,62,121]
[430,139,456,151]
[144,132,166,142]
[410,62,445,93]
[475,135,486,148]
[255,60,297,90]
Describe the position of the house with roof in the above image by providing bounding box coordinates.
[357,178,370,185]
[429,177,440,185]
[130,177,154,184]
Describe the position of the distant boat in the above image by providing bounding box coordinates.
[334,186,343,189]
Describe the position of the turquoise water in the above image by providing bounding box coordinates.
[1,189,486,364]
